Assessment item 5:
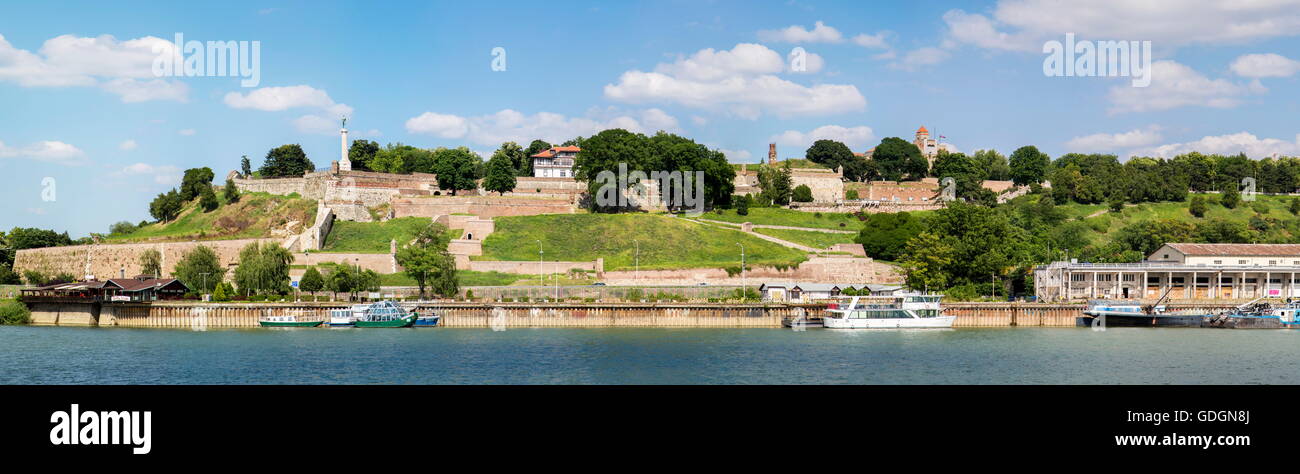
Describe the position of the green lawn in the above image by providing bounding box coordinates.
[321,217,462,253]
[378,270,527,287]
[702,207,863,230]
[106,191,316,243]
[477,214,808,271]
[754,227,858,249]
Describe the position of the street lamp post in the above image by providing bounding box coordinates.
[537,240,544,297]
[736,243,745,300]
[635,240,639,282]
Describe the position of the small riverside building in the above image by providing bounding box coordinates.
[21,276,190,303]
[1034,243,1300,302]
[760,282,902,303]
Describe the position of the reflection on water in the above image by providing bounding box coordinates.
[2,326,1298,384]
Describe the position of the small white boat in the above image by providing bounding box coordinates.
[822,293,954,329]
[327,303,372,327]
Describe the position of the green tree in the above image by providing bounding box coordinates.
[240,155,251,177]
[805,139,872,180]
[139,249,162,277]
[645,132,735,210]
[870,137,928,181]
[179,167,215,201]
[846,189,859,200]
[395,223,458,299]
[213,282,228,301]
[223,178,240,203]
[109,221,137,235]
[493,141,530,176]
[348,139,381,171]
[735,195,749,216]
[431,147,482,194]
[149,188,183,222]
[299,267,324,297]
[483,147,519,195]
[172,245,226,294]
[325,266,355,300]
[233,242,294,295]
[973,149,1011,181]
[1220,186,1240,209]
[757,163,794,205]
[792,184,813,202]
[259,144,314,178]
[1290,197,1300,216]
[1008,145,1050,186]
[931,151,987,201]
[198,185,219,212]
[854,212,923,261]
[1190,195,1208,217]
[899,232,954,291]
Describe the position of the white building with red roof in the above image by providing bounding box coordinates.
[531,145,579,178]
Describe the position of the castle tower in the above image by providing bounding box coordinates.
[338,119,351,172]
[768,143,777,166]
[913,125,939,168]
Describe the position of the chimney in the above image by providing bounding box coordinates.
[768,143,777,166]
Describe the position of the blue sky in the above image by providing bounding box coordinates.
[2,0,1299,237]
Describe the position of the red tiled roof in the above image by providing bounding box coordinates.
[1165,243,1300,257]
[917,126,928,134]
[530,146,580,158]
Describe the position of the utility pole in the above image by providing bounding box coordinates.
[200,272,211,301]
[537,240,544,294]
[634,240,639,282]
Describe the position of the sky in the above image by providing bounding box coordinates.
[2,0,1299,237]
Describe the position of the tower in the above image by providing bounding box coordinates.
[768,143,777,166]
[913,125,939,168]
[338,118,351,172]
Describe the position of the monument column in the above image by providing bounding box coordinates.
[338,118,351,172]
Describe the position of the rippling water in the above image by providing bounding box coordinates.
[3,326,1299,384]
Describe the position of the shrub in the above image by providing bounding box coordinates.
[845,189,859,200]
[0,300,31,325]
[792,184,814,203]
[1251,201,1269,214]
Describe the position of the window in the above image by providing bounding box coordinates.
[1172,277,1185,284]
[1214,260,1222,265]
[1147,277,1161,284]
[1239,260,1248,265]
[1245,278,1257,284]
[1196,277,1209,284]
[1122,274,1136,281]
[1270,260,1278,265]
[1071,274,1086,282]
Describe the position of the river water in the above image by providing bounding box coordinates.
[3,326,1298,384]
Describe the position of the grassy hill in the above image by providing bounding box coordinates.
[754,227,857,249]
[1051,194,1300,247]
[702,207,863,230]
[321,217,463,253]
[477,214,808,271]
[106,191,317,243]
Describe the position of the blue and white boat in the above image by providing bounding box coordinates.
[413,310,441,327]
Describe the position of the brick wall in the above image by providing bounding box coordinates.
[13,238,277,281]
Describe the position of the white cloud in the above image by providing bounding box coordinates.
[1230,53,1300,78]
[945,1,1300,52]
[891,47,951,71]
[0,140,87,165]
[1065,126,1163,152]
[0,33,188,102]
[223,85,353,117]
[405,112,471,138]
[1108,60,1264,114]
[118,139,138,151]
[178,129,196,136]
[787,50,825,74]
[770,125,876,150]
[604,43,865,119]
[406,108,681,146]
[1135,132,1300,158]
[100,78,190,103]
[942,10,1035,52]
[851,32,890,49]
[757,21,844,43]
[113,162,182,185]
[715,149,754,163]
[292,114,341,135]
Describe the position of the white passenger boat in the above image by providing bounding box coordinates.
[327,303,372,327]
[822,294,954,329]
